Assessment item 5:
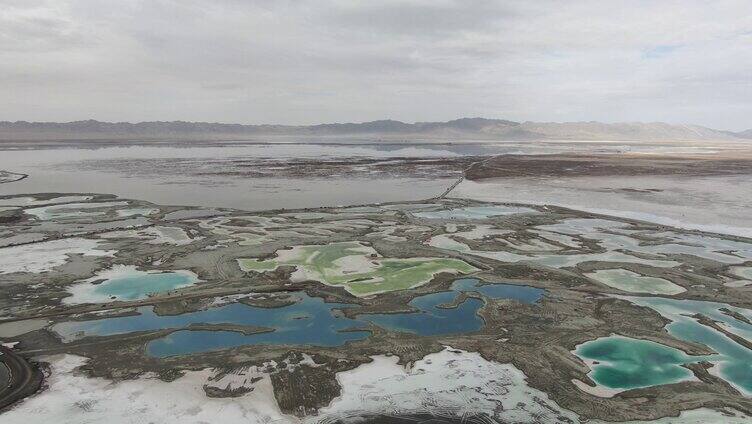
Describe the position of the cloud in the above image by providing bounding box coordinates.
[0,0,750,130]
[643,44,682,59]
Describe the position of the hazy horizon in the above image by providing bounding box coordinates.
[0,116,746,132]
[2,1,751,131]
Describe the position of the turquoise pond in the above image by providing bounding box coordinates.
[94,272,196,301]
[575,296,752,395]
[53,278,544,357]
[627,296,752,395]
[66,266,199,304]
[575,336,709,390]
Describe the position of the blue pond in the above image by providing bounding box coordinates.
[53,293,370,357]
[359,278,544,336]
[451,278,545,303]
[53,278,544,357]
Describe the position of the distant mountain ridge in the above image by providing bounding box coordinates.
[736,129,752,139]
[0,118,746,141]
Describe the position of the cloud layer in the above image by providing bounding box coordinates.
[1,0,750,130]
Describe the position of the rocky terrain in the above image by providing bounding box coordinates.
[0,192,750,423]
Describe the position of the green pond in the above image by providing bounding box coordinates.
[575,336,706,390]
[576,296,752,396]
[238,241,477,296]
[626,296,752,396]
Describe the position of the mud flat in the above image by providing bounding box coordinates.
[454,153,752,237]
[0,192,751,422]
[585,269,685,295]
[0,319,48,338]
[0,238,115,275]
[0,142,483,210]
[0,171,27,185]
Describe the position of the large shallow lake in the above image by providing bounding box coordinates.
[0,139,706,211]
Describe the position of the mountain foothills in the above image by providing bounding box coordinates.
[0,118,749,141]
[737,129,752,139]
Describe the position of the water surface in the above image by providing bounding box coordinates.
[64,265,198,304]
[54,292,370,357]
[53,278,544,356]
[360,278,544,335]
[1,140,704,210]
[620,296,752,395]
[575,335,704,391]
[0,142,480,210]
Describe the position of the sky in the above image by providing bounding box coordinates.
[1,0,751,131]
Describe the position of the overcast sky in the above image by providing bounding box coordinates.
[1,1,750,130]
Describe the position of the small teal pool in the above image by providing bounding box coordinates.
[65,265,199,304]
[93,272,196,301]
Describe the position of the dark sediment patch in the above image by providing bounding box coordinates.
[0,170,28,185]
[465,154,752,181]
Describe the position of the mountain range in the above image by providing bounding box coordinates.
[0,118,749,141]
